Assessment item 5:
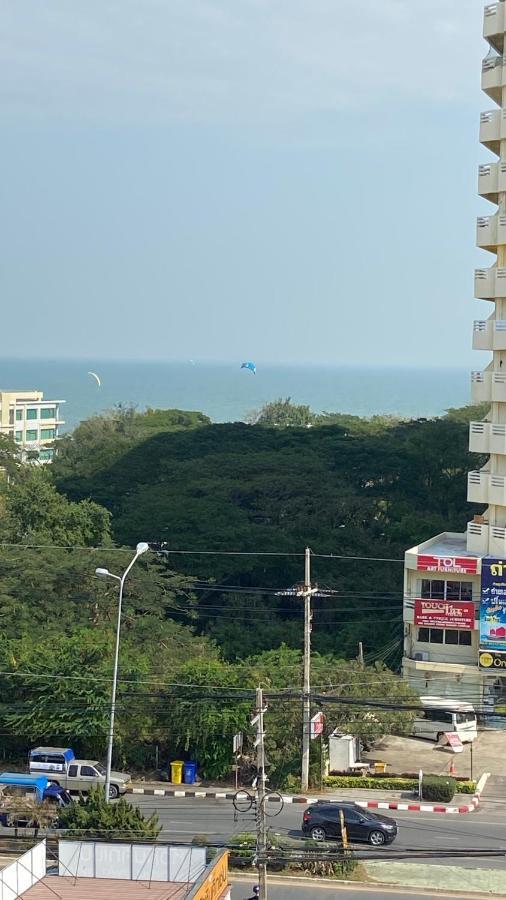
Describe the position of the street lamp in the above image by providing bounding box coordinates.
[95,541,150,801]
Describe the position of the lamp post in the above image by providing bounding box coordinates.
[95,541,149,801]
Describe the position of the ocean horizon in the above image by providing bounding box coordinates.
[0,359,471,433]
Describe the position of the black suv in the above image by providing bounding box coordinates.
[302,802,397,846]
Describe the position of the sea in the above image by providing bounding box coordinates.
[0,359,470,433]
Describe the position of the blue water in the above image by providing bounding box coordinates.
[0,359,470,432]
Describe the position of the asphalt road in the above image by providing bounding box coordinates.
[230,883,496,899]
[127,795,506,870]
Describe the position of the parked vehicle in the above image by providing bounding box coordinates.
[301,801,398,846]
[29,747,131,799]
[0,773,71,827]
[412,696,477,743]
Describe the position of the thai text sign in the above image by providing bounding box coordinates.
[480,557,506,651]
[417,555,478,575]
[191,850,229,900]
[414,600,475,630]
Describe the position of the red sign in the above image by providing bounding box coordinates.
[444,732,464,753]
[310,712,324,740]
[417,555,478,575]
[414,599,475,630]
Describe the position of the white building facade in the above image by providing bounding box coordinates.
[0,390,65,463]
[403,2,506,709]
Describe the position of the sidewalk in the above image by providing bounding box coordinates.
[128,772,489,815]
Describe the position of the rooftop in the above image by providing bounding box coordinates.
[404,531,483,572]
[20,877,189,899]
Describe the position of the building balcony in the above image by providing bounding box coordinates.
[490,473,506,504]
[482,55,505,105]
[478,162,506,203]
[467,520,506,556]
[470,421,506,454]
[471,370,506,402]
[469,421,490,453]
[468,470,490,503]
[475,266,506,298]
[473,317,506,348]
[484,3,506,54]
[480,109,506,154]
[477,213,506,251]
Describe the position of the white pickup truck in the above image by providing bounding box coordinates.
[29,747,131,799]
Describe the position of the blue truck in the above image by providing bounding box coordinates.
[0,773,71,827]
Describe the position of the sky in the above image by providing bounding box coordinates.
[0,0,494,366]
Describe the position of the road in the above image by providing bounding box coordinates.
[127,795,506,870]
[230,882,501,899]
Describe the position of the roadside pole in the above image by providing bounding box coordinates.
[301,547,312,793]
[253,686,268,900]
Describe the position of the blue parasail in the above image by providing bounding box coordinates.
[241,361,256,375]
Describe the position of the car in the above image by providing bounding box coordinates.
[301,801,397,846]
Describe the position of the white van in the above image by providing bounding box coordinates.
[412,696,477,743]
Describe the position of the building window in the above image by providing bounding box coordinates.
[25,429,38,441]
[39,449,54,461]
[421,580,473,601]
[15,409,23,421]
[40,408,56,419]
[8,410,14,425]
[14,431,22,442]
[418,627,472,646]
[26,409,38,420]
[40,428,55,440]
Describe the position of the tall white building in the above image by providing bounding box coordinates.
[0,390,65,463]
[403,2,506,707]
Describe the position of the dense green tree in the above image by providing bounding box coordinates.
[58,787,160,839]
[0,467,111,546]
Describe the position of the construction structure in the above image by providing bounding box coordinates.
[403,2,506,710]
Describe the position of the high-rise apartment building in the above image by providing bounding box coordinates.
[0,390,65,463]
[403,2,506,707]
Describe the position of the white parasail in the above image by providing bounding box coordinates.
[88,371,101,388]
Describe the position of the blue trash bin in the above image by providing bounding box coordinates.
[183,761,197,785]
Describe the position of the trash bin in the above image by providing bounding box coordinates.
[170,760,184,784]
[183,761,198,785]
[373,761,387,775]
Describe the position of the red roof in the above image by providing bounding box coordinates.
[20,877,190,899]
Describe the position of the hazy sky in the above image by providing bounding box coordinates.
[0,0,493,366]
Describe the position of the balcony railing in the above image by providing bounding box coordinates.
[468,520,506,556]
[472,317,506,349]
[479,108,506,154]
[468,470,490,503]
[484,3,506,54]
[470,421,506,455]
[477,213,506,250]
[482,54,505,103]
[479,161,506,202]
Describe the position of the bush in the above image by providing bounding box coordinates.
[58,787,160,840]
[422,775,456,803]
[324,776,417,791]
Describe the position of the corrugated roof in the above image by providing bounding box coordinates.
[20,876,190,899]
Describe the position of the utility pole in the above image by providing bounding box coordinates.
[301,546,312,793]
[253,686,268,900]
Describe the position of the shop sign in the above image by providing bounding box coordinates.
[479,649,506,670]
[417,555,478,575]
[192,851,229,900]
[444,732,464,753]
[414,599,475,630]
[480,557,506,651]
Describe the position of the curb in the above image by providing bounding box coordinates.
[128,772,490,814]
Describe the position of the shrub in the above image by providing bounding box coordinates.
[422,775,456,803]
[324,776,417,791]
[58,787,160,840]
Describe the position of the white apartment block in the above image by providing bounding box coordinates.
[0,390,64,463]
[403,2,506,711]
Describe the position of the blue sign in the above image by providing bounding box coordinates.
[480,557,506,651]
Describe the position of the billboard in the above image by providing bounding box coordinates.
[414,599,475,630]
[417,555,478,575]
[480,557,506,651]
[479,649,506,670]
